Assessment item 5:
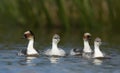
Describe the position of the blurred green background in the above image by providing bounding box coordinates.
[0,0,119,51]
[0,0,120,32]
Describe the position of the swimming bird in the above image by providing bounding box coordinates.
[93,37,109,59]
[93,37,103,58]
[82,33,93,58]
[70,48,82,56]
[18,30,39,56]
[83,33,92,53]
[70,33,92,56]
[44,34,66,56]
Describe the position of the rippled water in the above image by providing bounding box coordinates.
[0,48,120,73]
[0,28,120,73]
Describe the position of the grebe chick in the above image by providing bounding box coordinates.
[93,37,110,59]
[44,34,66,56]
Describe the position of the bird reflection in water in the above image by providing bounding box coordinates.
[48,56,60,64]
[25,56,38,66]
[93,59,103,65]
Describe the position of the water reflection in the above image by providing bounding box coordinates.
[25,56,37,65]
[93,59,103,65]
[18,56,38,66]
[48,56,60,64]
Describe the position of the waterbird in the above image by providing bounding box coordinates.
[70,33,92,56]
[18,30,39,56]
[44,34,66,56]
[83,32,92,53]
[70,48,82,56]
[82,32,93,58]
[93,37,110,59]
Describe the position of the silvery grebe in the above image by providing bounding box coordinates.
[44,34,66,56]
[18,31,39,56]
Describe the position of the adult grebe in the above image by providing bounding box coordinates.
[70,33,92,56]
[83,33,92,53]
[82,33,93,58]
[18,31,39,56]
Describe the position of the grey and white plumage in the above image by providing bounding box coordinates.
[93,37,111,59]
[70,33,92,56]
[83,33,92,53]
[18,30,39,56]
[44,34,66,56]
[93,37,104,58]
[70,48,82,56]
[82,32,93,58]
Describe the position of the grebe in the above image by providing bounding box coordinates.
[18,31,39,56]
[93,37,111,59]
[83,33,92,53]
[70,33,92,56]
[93,37,104,58]
[82,33,93,58]
[70,48,82,56]
[44,34,66,56]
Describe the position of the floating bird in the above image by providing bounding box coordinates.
[44,34,66,56]
[82,33,93,58]
[18,30,39,56]
[93,37,110,59]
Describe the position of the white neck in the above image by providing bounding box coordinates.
[52,42,58,51]
[51,41,61,55]
[83,40,92,53]
[27,39,38,55]
[93,44,104,58]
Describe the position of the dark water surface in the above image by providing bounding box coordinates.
[0,28,120,73]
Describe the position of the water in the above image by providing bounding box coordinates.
[0,28,120,73]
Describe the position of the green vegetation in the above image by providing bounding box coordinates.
[0,0,120,31]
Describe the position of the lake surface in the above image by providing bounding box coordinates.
[0,27,120,73]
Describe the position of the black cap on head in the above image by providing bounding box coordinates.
[24,30,34,39]
[83,33,91,40]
